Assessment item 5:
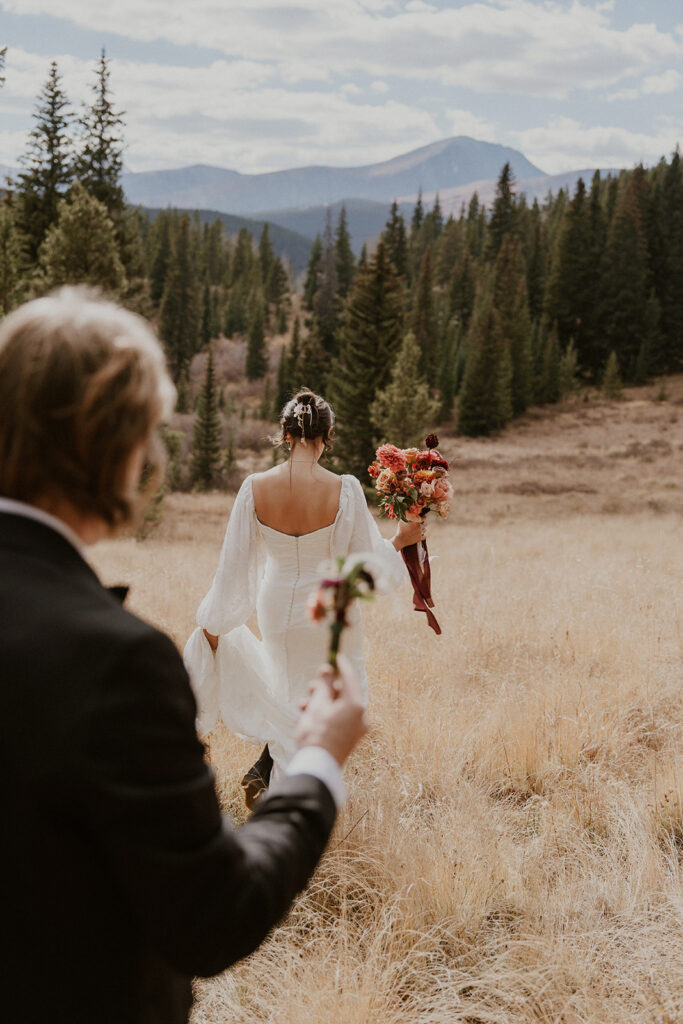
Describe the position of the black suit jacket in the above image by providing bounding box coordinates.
[0,512,336,1024]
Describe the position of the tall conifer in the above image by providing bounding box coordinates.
[457,295,512,436]
[74,50,124,217]
[335,205,355,299]
[487,163,516,258]
[18,61,74,260]
[159,213,200,382]
[191,345,222,489]
[330,242,404,476]
[411,245,438,385]
[493,236,532,415]
[246,300,268,380]
[371,332,439,447]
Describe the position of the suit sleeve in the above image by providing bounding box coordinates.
[78,627,336,977]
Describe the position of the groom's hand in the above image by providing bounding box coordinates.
[297,654,367,767]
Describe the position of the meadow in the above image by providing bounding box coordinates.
[90,380,683,1024]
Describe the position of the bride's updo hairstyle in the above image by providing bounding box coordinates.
[274,388,335,452]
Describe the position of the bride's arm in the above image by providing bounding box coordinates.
[344,476,409,591]
[195,476,265,637]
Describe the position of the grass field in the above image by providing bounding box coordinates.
[90,380,683,1023]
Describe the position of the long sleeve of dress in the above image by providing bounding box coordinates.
[336,475,407,593]
[195,476,264,635]
[183,476,267,734]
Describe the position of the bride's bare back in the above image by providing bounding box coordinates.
[252,461,343,537]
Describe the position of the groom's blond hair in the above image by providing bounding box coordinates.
[0,287,175,528]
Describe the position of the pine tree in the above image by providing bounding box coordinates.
[265,256,289,313]
[37,181,126,294]
[559,339,579,396]
[526,213,545,322]
[656,150,683,370]
[358,243,368,269]
[493,236,532,415]
[448,250,477,331]
[314,209,340,353]
[303,234,322,311]
[200,278,213,347]
[600,177,649,380]
[335,205,355,299]
[0,202,23,314]
[432,194,443,237]
[295,328,329,394]
[258,223,275,285]
[288,315,301,390]
[411,245,438,385]
[602,350,622,400]
[149,209,174,305]
[18,61,74,260]
[457,295,512,436]
[383,200,409,278]
[330,241,404,477]
[371,332,440,448]
[437,322,462,422]
[0,46,6,89]
[487,163,516,259]
[246,299,267,380]
[411,189,424,236]
[539,324,561,404]
[74,50,124,218]
[158,213,200,382]
[117,206,150,314]
[191,345,222,489]
[545,177,601,373]
[274,342,291,417]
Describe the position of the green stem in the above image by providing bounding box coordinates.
[329,617,344,673]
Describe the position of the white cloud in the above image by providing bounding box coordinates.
[444,108,497,143]
[3,0,681,99]
[371,80,389,93]
[643,69,681,94]
[511,116,683,174]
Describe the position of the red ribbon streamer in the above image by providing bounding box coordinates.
[401,539,441,635]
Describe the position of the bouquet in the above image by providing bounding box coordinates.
[368,434,452,635]
[308,555,376,672]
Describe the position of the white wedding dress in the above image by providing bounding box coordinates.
[183,473,406,775]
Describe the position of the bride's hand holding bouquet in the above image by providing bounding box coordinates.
[368,434,453,635]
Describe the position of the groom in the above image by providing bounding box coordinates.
[0,289,366,1024]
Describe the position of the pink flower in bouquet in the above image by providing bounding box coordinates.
[405,503,424,522]
[403,447,420,464]
[376,468,397,493]
[385,506,397,519]
[433,477,453,502]
[368,461,381,479]
[376,444,406,474]
[420,479,435,501]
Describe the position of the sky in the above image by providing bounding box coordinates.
[0,0,681,177]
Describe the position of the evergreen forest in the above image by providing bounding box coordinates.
[1,51,682,492]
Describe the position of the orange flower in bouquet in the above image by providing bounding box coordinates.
[368,435,452,635]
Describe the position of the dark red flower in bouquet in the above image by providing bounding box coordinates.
[425,433,439,450]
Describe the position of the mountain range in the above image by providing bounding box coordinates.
[122,137,545,215]
[122,137,620,257]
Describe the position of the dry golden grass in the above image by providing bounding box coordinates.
[90,383,683,1023]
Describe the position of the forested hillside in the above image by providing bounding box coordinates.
[1,50,681,494]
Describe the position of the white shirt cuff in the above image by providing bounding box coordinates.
[287,746,346,809]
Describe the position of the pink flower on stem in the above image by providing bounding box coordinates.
[376,444,407,474]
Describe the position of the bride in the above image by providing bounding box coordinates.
[183,388,424,807]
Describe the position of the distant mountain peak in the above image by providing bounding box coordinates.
[122,136,545,216]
